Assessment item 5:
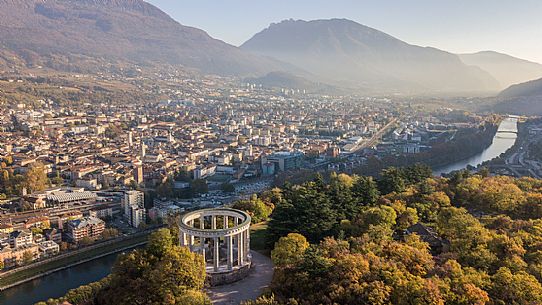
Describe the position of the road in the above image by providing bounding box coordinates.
[207,251,274,305]
[500,121,542,178]
[353,118,399,154]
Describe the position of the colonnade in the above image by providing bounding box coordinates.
[179,208,251,272]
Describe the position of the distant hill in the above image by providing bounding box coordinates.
[244,71,338,93]
[460,51,542,89]
[241,19,499,94]
[484,78,542,116]
[0,0,289,76]
[499,78,542,98]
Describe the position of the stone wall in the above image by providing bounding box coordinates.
[207,263,252,286]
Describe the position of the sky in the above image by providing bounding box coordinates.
[147,0,542,64]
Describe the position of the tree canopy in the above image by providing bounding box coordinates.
[259,168,542,305]
[38,229,210,305]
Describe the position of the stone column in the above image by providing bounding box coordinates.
[200,215,205,229]
[223,215,228,229]
[213,237,220,271]
[189,234,194,251]
[200,236,206,263]
[227,235,233,270]
[245,229,250,261]
[237,232,244,265]
[212,215,217,230]
[180,232,186,246]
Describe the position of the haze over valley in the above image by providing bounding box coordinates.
[0,0,541,98]
[2,2,542,305]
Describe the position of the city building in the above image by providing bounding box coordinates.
[262,151,304,172]
[65,216,105,243]
[43,228,62,244]
[0,243,39,267]
[128,206,146,228]
[0,223,14,234]
[124,190,144,211]
[89,206,113,219]
[9,230,33,248]
[46,189,98,207]
[38,240,60,258]
[193,165,216,180]
[124,190,146,228]
[20,194,46,210]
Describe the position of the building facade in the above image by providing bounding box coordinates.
[66,216,105,243]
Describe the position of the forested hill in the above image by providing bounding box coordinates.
[243,165,542,305]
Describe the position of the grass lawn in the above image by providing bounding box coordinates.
[0,234,149,288]
[250,221,271,256]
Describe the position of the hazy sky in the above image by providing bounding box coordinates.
[147,0,542,63]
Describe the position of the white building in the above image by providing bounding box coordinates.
[129,206,146,228]
[193,165,216,180]
[38,240,60,258]
[9,230,33,249]
[124,190,145,228]
[75,178,102,191]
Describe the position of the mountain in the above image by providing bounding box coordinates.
[241,19,499,94]
[460,51,542,89]
[499,78,542,98]
[0,0,289,76]
[483,78,542,116]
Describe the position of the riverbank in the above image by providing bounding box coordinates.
[434,117,518,175]
[0,231,150,290]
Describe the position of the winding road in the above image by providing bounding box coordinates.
[207,251,274,305]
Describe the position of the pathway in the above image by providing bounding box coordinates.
[207,251,274,305]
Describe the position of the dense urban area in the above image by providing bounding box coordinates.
[0,73,538,304]
[1,1,542,305]
[0,73,510,271]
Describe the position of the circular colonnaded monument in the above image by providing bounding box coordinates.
[179,208,252,286]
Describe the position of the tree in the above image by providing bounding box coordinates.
[147,228,175,257]
[271,233,309,268]
[22,251,34,265]
[352,176,380,206]
[354,205,397,235]
[101,228,119,240]
[327,172,357,221]
[24,162,48,193]
[102,229,208,305]
[436,207,497,270]
[79,236,94,246]
[0,169,9,193]
[268,182,337,244]
[490,267,542,305]
[379,167,406,194]
[51,171,63,186]
[260,188,283,206]
[456,176,526,214]
[232,195,273,224]
[401,163,432,185]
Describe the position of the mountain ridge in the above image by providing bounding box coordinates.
[460,51,542,89]
[499,77,542,98]
[0,0,292,76]
[241,19,500,94]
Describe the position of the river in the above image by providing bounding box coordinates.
[434,117,519,176]
[0,250,127,305]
